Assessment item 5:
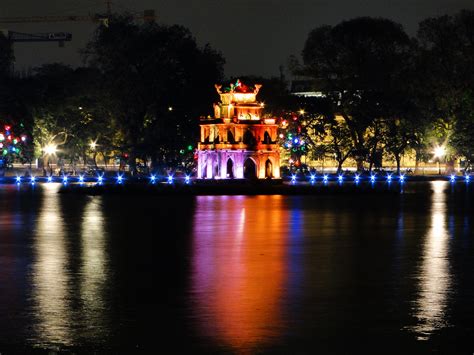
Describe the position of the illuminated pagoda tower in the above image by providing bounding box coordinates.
[197,80,280,179]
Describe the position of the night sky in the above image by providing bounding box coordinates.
[2,0,474,77]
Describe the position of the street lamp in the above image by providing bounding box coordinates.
[433,145,446,175]
[43,144,57,155]
[43,144,57,177]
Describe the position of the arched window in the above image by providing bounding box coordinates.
[226,158,234,178]
[263,131,272,144]
[244,158,257,179]
[227,130,235,144]
[243,130,256,146]
[265,159,273,178]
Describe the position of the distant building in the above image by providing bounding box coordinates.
[197,80,280,179]
[289,77,325,98]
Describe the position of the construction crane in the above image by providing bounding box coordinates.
[1,30,72,47]
[0,9,156,27]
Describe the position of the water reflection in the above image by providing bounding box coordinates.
[79,196,109,341]
[410,181,452,339]
[30,186,110,347]
[31,183,73,346]
[192,195,289,350]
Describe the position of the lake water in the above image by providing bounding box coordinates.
[1,181,474,353]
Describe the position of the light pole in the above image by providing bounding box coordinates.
[433,145,446,175]
[43,144,57,176]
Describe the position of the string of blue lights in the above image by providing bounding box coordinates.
[7,173,472,185]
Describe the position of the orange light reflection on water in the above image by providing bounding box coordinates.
[192,195,289,351]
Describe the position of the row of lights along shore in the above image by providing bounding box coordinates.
[13,174,190,185]
[10,173,472,185]
[290,173,472,184]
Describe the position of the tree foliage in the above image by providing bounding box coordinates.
[82,16,225,173]
[300,17,413,170]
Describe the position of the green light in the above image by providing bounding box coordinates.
[13,139,17,144]
[187,145,193,151]
[179,149,185,154]
[3,149,7,155]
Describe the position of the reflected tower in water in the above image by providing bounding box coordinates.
[191,195,289,351]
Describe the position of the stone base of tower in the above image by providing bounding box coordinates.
[197,150,280,179]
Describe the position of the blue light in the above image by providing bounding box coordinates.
[97,175,103,184]
[15,176,21,183]
[291,174,296,183]
[310,174,316,183]
[294,138,299,144]
[47,176,53,183]
[465,174,470,183]
[78,175,84,184]
[386,174,392,182]
[63,175,68,183]
[450,174,456,182]
[150,174,156,183]
[354,174,360,183]
[323,174,328,183]
[30,176,35,184]
[337,175,343,183]
[117,174,123,184]
[370,174,376,183]
[185,175,190,184]
[167,175,173,184]
[399,174,405,183]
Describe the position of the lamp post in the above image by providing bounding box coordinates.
[43,144,57,176]
[433,145,446,175]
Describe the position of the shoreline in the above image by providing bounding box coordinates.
[1,174,468,196]
[58,183,402,196]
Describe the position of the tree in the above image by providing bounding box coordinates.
[0,34,35,167]
[30,64,108,174]
[450,91,474,169]
[307,114,353,174]
[83,16,225,174]
[416,10,474,172]
[300,17,413,170]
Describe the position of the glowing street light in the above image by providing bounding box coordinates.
[43,144,57,155]
[90,141,97,150]
[433,145,446,175]
[434,145,446,158]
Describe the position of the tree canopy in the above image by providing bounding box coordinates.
[82,16,225,173]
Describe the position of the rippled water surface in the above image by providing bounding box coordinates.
[1,181,474,353]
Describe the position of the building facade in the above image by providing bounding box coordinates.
[197,80,280,179]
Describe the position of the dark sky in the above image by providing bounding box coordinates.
[2,0,474,77]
